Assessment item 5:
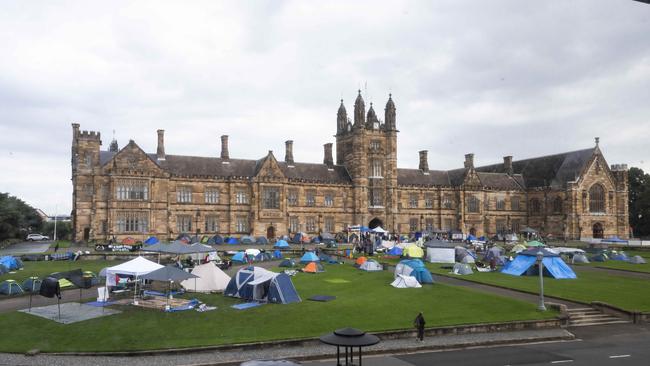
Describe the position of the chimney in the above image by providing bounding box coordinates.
[503,156,513,175]
[285,140,294,165]
[464,153,474,169]
[323,143,334,167]
[419,150,429,173]
[220,135,229,160]
[156,129,165,160]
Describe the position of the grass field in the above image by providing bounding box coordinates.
[0,260,120,286]
[427,263,650,312]
[0,262,555,353]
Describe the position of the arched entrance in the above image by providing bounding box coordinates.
[83,227,90,242]
[469,227,477,236]
[592,223,604,239]
[266,226,275,239]
[368,218,383,230]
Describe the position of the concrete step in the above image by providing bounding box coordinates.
[567,307,597,312]
[570,317,624,324]
[570,314,622,320]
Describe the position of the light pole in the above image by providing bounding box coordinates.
[536,251,546,311]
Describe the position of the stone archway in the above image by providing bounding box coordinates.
[592,222,604,239]
[266,226,275,239]
[368,217,383,230]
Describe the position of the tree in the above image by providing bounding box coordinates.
[42,221,72,241]
[0,193,43,241]
[628,167,650,238]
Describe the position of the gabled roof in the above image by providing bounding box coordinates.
[397,169,450,186]
[476,172,524,190]
[475,148,595,188]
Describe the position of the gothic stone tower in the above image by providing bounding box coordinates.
[336,91,398,230]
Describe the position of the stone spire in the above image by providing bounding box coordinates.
[337,99,347,134]
[385,93,396,130]
[109,129,118,152]
[353,90,365,128]
[366,103,378,128]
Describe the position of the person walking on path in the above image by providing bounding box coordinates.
[414,312,426,342]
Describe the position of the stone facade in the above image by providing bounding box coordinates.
[71,92,629,243]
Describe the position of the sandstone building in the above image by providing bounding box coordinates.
[71,91,629,243]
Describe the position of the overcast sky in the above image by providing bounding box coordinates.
[1,0,649,216]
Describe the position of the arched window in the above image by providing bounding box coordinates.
[589,184,605,213]
[530,199,541,215]
[467,196,480,213]
[552,197,563,214]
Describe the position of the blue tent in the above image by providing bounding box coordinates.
[241,236,255,244]
[387,247,403,256]
[227,237,240,245]
[224,266,258,298]
[274,239,290,248]
[267,273,301,304]
[291,233,304,244]
[611,253,629,261]
[311,236,321,244]
[395,259,434,284]
[22,277,42,292]
[478,236,486,241]
[144,236,159,245]
[0,280,23,295]
[466,234,477,241]
[256,237,269,245]
[300,252,320,263]
[591,253,608,262]
[273,249,283,259]
[212,235,224,245]
[0,256,21,271]
[231,252,247,263]
[279,259,296,267]
[602,236,628,244]
[501,248,576,279]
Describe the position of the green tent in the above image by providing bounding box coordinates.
[526,240,546,247]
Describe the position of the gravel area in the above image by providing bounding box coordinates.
[0,328,573,366]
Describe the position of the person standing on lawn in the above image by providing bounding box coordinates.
[414,312,426,342]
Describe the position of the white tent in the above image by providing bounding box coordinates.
[426,247,455,263]
[452,263,473,275]
[359,260,383,271]
[181,262,231,293]
[371,226,388,234]
[105,257,164,286]
[391,274,422,288]
[245,248,261,257]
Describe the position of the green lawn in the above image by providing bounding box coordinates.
[0,260,120,287]
[427,263,650,312]
[0,263,555,353]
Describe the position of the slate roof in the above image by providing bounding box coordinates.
[396,169,450,186]
[475,148,595,188]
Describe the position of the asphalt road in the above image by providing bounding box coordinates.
[0,241,51,255]
[305,323,650,366]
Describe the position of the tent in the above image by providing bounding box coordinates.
[256,237,269,245]
[292,232,310,244]
[141,266,198,282]
[483,246,504,263]
[226,237,240,245]
[181,262,231,292]
[526,240,546,247]
[629,255,647,264]
[354,256,368,267]
[200,235,209,244]
[231,252,248,263]
[0,256,21,271]
[0,280,23,295]
[371,226,388,234]
[394,259,434,284]
[572,254,590,264]
[273,249,283,259]
[0,264,8,275]
[321,232,336,245]
[387,246,403,256]
[300,252,320,263]
[311,236,321,244]
[255,252,273,262]
[403,244,424,258]
[266,273,301,304]
[461,255,476,264]
[602,236,628,244]
[144,236,159,245]
[591,253,608,262]
[211,235,224,245]
[452,263,473,275]
[501,248,576,279]
[22,277,42,292]
[390,274,422,288]
[274,239,290,248]
[511,244,527,253]
[241,236,255,244]
[611,253,629,261]
[105,257,165,287]
[424,240,455,263]
[224,266,275,299]
[466,234,477,241]
[520,227,537,234]
[176,233,192,243]
[303,262,325,273]
[245,248,261,257]
[359,259,383,271]
[279,259,296,267]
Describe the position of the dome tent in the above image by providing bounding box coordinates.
[279,258,296,267]
[391,274,421,288]
[303,262,325,273]
[300,251,320,263]
[274,239,290,248]
[452,263,473,275]
[0,280,24,295]
[629,255,646,264]
[502,248,576,279]
[22,277,42,292]
[394,259,434,284]
[181,262,231,293]
[571,253,590,264]
[359,259,383,271]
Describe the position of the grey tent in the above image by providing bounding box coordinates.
[255,236,269,245]
[483,246,504,262]
[572,254,590,264]
[461,255,476,264]
[241,235,256,244]
[140,266,198,282]
[452,263,473,275]
[629,255,647,264]
[520,227,537,234]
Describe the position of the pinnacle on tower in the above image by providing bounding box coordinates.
[353,90,366,128]
[385,93,396,130]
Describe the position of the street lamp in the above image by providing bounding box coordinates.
[195,209,201,243]
[536,251,546,311]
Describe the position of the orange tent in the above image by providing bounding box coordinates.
[355,256,368,266]
[303,262,324,273]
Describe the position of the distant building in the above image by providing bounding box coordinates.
[70,91,629,242]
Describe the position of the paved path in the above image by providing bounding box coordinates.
[576,265,650,279]
[0,328,573,366]
[0,241,51,255]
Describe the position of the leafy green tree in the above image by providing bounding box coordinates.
[42,221,72,241]
[629,167,650,238]
[0,193,43,241]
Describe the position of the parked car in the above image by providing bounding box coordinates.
[26,233,49,241]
